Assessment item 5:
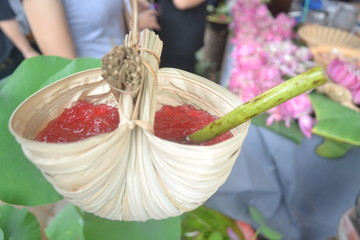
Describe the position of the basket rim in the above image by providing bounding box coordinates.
[311,44,360,56]
[298,24,360,48]
[10,67,250,147]
[310,44,360,67]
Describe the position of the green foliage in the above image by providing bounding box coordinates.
[207,0,232,24]
[252,114,304,143]
[45,204,85,240]
[0,205,41,240]
[316,138,354,159]
[309,92,360,158]
[0,56,101,206]
[83,213,181,240]
[249,206,282,240]
[195,48,220,83]
[181,206,244,240]
[310,91,360,145]
[45,202,182,240]
[208,231,224,240]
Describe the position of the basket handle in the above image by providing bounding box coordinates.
[128,0,139,48]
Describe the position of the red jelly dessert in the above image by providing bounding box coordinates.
[36,101,233,145]
[154,105,233,146]
[35,100,119,143]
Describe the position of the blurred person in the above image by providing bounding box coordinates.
[157,0,207,73]
[0,0,40,79]
[23,0,160,59]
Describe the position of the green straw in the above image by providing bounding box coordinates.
[188,66,327,143]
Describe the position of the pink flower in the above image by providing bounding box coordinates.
[229,69,255,89]
[229,0,316,138]
[327,58,360,90]
[238,85,260,102]
[256,66,282,90]
[351,88,360,105]
[282,94,313,118]
[295,46,313,61]
[298,115,317,138]
[266,94,315,138]
[227,227,240,240]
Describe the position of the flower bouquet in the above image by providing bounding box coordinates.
[228,0,360,158]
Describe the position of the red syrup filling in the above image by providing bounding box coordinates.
[154,105,233,146]
[35,101,233,145]
[35,101,119,143]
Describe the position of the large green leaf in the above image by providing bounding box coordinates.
[0,56,101,206]
[83,213,181,240]
[0,228,4,240]
[252,114,303,143]
[310,92,360,145]
[45,204,85,240]
[0,205,41,240]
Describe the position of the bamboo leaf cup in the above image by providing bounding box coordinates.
[188,66,327,143]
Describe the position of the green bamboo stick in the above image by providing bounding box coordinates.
[188,66,327,143]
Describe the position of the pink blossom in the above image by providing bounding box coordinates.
[227,227,240,240]
[295,46,313,61]
[281,94,313,119]
[238,85,260,102]
[327,58,360,90]
[266,94,315,137]
[298,115,317,138]
[229,0,316,138]
[351,88,360,105]
[229,68,256,89]
[256,66,282,90]
[255,4,270,17]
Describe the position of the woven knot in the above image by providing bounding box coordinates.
[122,119,154,133]
[101,46,142,92]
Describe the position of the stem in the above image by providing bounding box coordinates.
[251,229,261,240]
[188,66,327,143]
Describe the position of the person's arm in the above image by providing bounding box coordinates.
[124,0,160,31]
[138,8,160,31]
[23,0,76,58]
[0,19,39,58]
[172,0,206,10]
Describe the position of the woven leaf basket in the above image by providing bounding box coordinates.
[298,24,360,48]
[9,29,250,221]
[310,45,360,68]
